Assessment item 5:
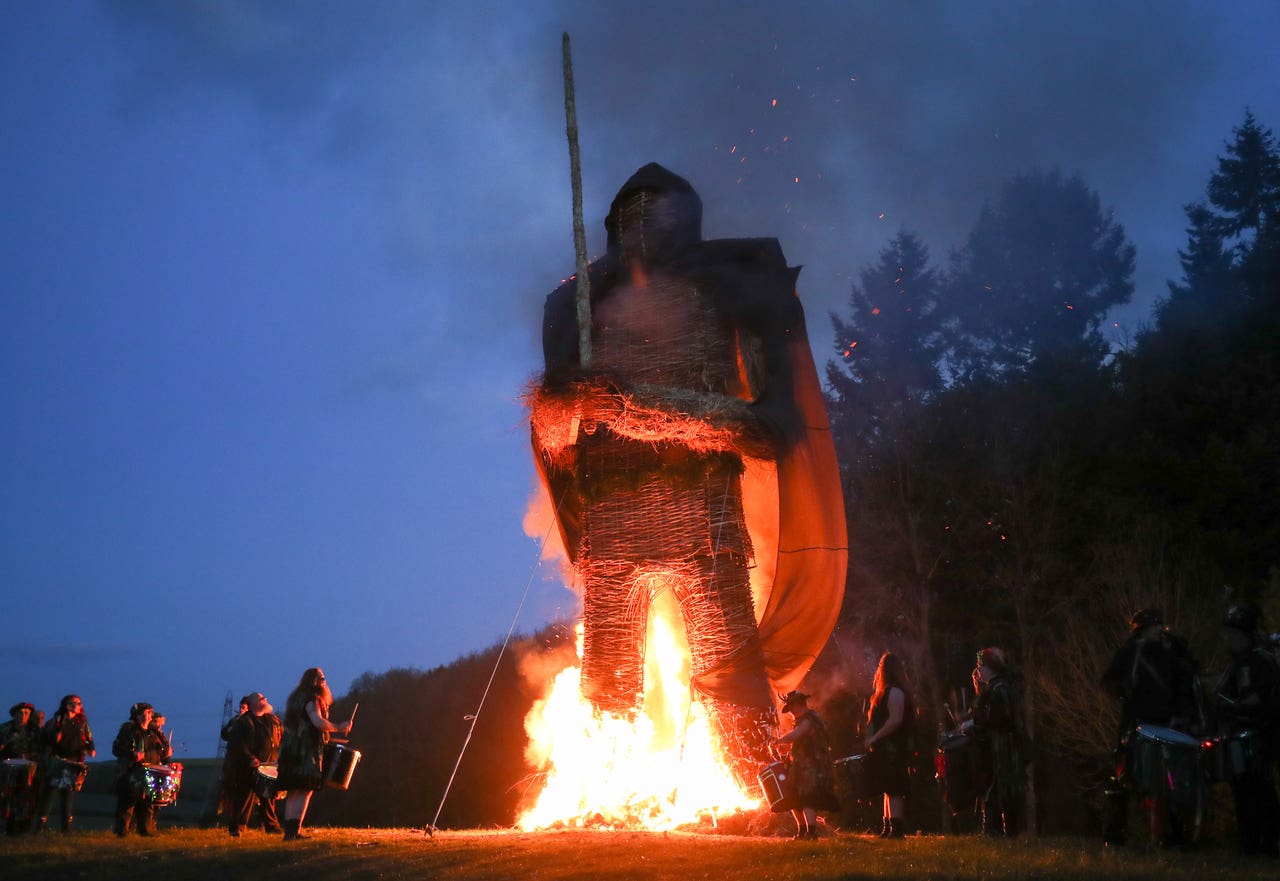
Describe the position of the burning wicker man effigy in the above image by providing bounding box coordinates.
[529,163,847,789]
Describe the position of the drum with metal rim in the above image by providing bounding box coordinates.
[322,741,362,791]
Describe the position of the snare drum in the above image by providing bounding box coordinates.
[322,741,362,791]
[757,760,792,813]
[134,763,183,806]
[254,763,285,800]
[2,758,37,790]
[1206,729,1265,782]
[48,758,88,792]
[1131,724,1201,800]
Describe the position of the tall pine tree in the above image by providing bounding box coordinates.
[945,169,1135,380]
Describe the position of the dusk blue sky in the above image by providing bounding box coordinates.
[4,2,1278,757]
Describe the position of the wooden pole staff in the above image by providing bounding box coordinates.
[562,32,591,369]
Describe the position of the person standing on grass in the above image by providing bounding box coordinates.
[36,694,94,833]
[963,648,1027,837]
[224,692,282,836]
[1100,608,1200,847]
[773,690,838,840]
[864,653,915,838]
[1213,604,1280,857]
[276,668,352,841]
[112,702,162,836]
[1,702,41,834]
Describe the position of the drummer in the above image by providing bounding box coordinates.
[277,668,352,841]
[111,702,162,836]
[35,694,94,833]
[2,702,41,834]
[224,692,283,837]
[1213,604,1280,856]
[1100,608,1201,847]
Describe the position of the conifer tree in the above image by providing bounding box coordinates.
[945,169,1135,380]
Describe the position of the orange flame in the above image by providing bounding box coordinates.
[518,590,760,830]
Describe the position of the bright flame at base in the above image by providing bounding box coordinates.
[518,592,760,831]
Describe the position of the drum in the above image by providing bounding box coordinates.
[1131,724,1202,802]
[134,763,183,806]
[1205,729,1265,783]
[322,741,362,790]
[935,731,982,813]
[48,758,88,792]
[2,758,37,790]
[834,754,875,803]
[254,763,285,800]
[757,760,792,813]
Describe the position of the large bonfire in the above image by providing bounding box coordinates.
[518,592,758,830]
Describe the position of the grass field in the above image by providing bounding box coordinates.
[2,827,1276,881]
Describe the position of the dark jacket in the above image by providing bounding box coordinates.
[1102,631,1200,731]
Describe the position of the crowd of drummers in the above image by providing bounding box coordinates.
[0,666,357,841]
[1097,605,1280,854]
[773,603,1278,854]
[929,604,1278,854]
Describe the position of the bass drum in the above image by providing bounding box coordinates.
[2,758,37,790]
[1130,724,1202,800]
[935,731,982,814]
[834,754,875,804]
[1128,724,1208,844]
[1204,729,1265,783]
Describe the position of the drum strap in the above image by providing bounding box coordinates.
[1130,643,1169,696]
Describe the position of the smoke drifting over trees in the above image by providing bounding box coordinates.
[320,113,1278,834]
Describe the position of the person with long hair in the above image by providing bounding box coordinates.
[276,667,352,841]
[36,694,94,833]
[864,652,914,838]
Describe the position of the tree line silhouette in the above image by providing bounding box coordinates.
[316,111,1278,833]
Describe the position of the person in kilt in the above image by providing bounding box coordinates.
[276,668,351,841]
[773,690,838,840]
[864,653,915,838]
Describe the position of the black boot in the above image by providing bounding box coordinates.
[283,818,311,841]
[61,816,73,834]
[878,818,891,838]
[887,819,904,839]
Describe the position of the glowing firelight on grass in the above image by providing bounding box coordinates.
[517,589,761,831]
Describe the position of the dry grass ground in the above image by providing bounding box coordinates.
[2,827,1278,881]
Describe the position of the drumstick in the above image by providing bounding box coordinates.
[348,703,358,730]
